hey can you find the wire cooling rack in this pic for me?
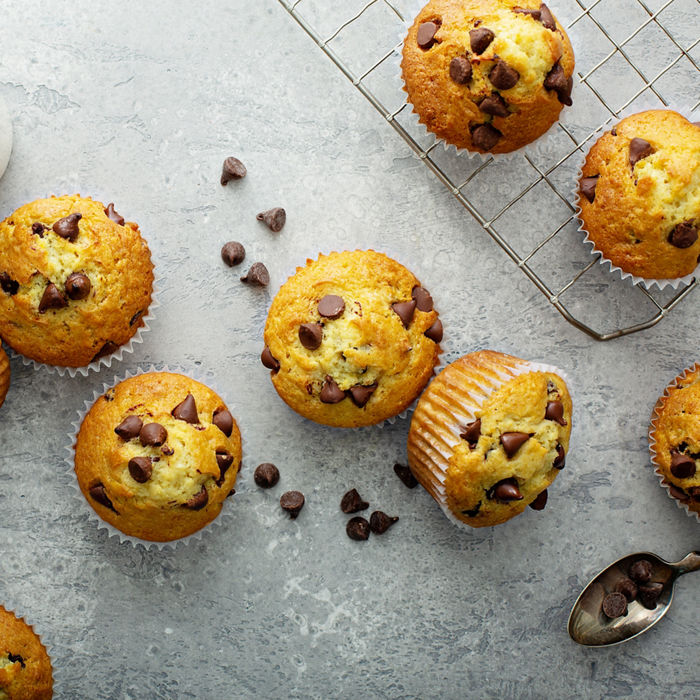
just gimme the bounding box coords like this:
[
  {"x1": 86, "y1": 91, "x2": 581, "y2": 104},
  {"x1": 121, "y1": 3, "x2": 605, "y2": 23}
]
[{"x1": 277, "y1": 0, "x2": 700, "y2": 340}]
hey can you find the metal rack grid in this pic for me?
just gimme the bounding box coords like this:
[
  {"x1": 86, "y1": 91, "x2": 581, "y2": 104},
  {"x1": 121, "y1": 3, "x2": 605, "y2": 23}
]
[{"x1": 277, "y1": 0, "x2": 700, "y2": 340}]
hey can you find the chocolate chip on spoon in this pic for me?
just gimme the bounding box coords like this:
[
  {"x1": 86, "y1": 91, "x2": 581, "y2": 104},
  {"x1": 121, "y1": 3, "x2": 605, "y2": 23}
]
[
  {"x1": 256, "y1": 207, "x2": 286, "y2": 232},
  {"x1": 469, "y1": 27, "x2": 494, "y2": 54},
  {"x1": 392, "y1": 300, "x2": 416, "y2": 329},
  {"x1": 424, "y1": 319, "x2": 443, "y2": 343},
  {"x1": 489, "y1": 59, "x2": 519, "y2": 90},
  {"x1": 38, "y1": 283, "x2": 68, "y2": 313},
  {"x1": 240, "y1": 262, "x2": 269, "y2": 286},
  {"x1": 417, "y1": 21, "x2": 439, "y2": 49},
  {"x1": 320, "y1": 376, "x2": 346, "y2": 404},
  {"x1": 346, "y1": 516, "x2": 370, "y2": 541},
  {"x1": 212, "y1": 407, "x2": 234, "y2": 437},
  {"x1": 128, "y1": 457, "x2": 153, "y2": 483},
  {"x1": 369, "y1": 511, "x2": 399, "y2": 534},
  {"x1": 318, "y1": 294, "x2": 345, "y2": 319},
  {"x1": 471, "y1": 123, "x2": 502, "y2": 151},
  {"x1": 602, "y1": 592, "x2": 628, "y2": 619},
  {"x1": 261, "y1": 346, "x2": 280, "y2": 373},
  {"x1": 280, "y1": 490, "x2": 305, "y2": 518},
  {"x1": 500, "y1": 432, "x2": 530, "y2": 458},
  {"x1": 221, "y1": 241, "x2": 246, "y2": 267},
  {"x1": 64, "y1": 272, "x2": 91, "y2": 300},
  {"x1": 629, "y1": 559, "x2": 653, "y2": 583},
  {"x1": 668, "y1": 221, "x2": 698, "y2": 249},
  {"x1": 139, "y1": 422, "x2": 168, "y2": 447},
  {"x1": 115, "y1": 415, "x2": 143, "y2": 441},
  {"x1": 479, "y1": 94, "x2": 509, "y2": 117},
  {"x1": 184, "y1": 486, "x2": 209, "y2": 510},
  {"x1": 254, "y1": 463, "x2": 280, "y2": 489},
  {"x1": 104, "y1": 203, "x2": 125, "y2": 225},
  {"x1": 394, "y1": 463, "x2": 418, "y2": 489},
  {"x1": 340, "y1": 488, "x2": 369, "y2": 514},
  {"x1": 52, "y1": 213, "x2": 82, "y2": 241},
  {"x1": 637, "y1": 582, "x2": 664, "y2": 609},
  {"x1": 580, "y1": 175, "x2": 599, "y2": 203},
  {"x1": 349, "y1": 383, "x2": 377, "y2": 408},
  {"x1": 629, "y1": 138, "x2": 654, "y2": 168},
  {"x1": 299, "y1": 323, "x2": 323, "y2": 350},
  {"x1": 615, "y1": 578, "x2": 638, "y2": 602},
  {"x1": 221, "y1": 157, "x2": 247, "y2": 185},
  {"x1": 449, "y1": 56, "x2": 472, "y2": 84},
  {"x1": 172, "y1": 393, "x2": 199, "y2": 424}
]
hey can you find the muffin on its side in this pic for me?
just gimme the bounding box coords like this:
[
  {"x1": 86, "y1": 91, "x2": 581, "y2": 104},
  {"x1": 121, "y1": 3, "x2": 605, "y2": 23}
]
[
  {"x1": 74, "y1": 372, "x2": 241, "y2": 542},
  {"x1": 408, "y1": 350, "x2": 572, "y2": 527},
  {"x1": 0, "y1": 345, "x2": 9, "y2": 410},
  {"x1": 401, "y1": 0, "x2": 575, "y2": 153},
  {"x1": 0, "y1": 195, "x2": 154, "y2": 367},
  {"x1": 0, "y1": 606, "x2": 53, "y2": 700},
  {"x1": 577, "y1": 111, "x2": 700, "y2": 281},
  {"x1": 262, "y1": 250, "x2": 442, "y2": 428}
]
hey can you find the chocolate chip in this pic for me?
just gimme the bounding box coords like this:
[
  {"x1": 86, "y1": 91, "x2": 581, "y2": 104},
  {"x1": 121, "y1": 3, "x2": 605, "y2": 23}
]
[
  {"x1": 545, "y1": 399, "x2": 567, "y2": 426},
  {"x1": 668, "y1": 221, "x2": 698, "y2": 249},
  {"x1": 139, "y1": 422, "x2": 168, "y2": 447},
  {"x1": 462, "y1": 501, "x2": 482, "y2": 518},
  {"x1": 469, "y1": 27, "x2": 494, "y2": 54},
  {"x1": 392, "y1": 300, "x2": 416, "y2": 329},
  {"x1": 161, "y1": 445, "x2": 174, "y2": 456},
  {"x1": 417, "y1": 21, "x2": 439, "y2": 49},
  {"x1": 299, "y1": 323, "x2": 323, "y2": 350},
  {"x1": 184, "y1": 486, "x2": 209, "y2": 510},
  {"x1": 544, "y1": 62, "x2": 573, "y2": 105},
  {"x1": 254, "y1": 462, "x2": 280, "y2": 488},
  {"x1": 212, "y1": 407, "x2": 234, "y2": 437},
  {"x1": 488, "y1": 477, "x2": 523, "y2": 502},
  {"x1": 514, "y1": 7, "x2": 541, "y2": 19},
  {"x1": 89, "y1": 483, "x2": 117, "y2": 512},
  {"x1": 31, "y1": 222, "x2": 46, "y2": 236},
  {"x1": 64, "y1": 272, "x2": 91, "y2": 300},
  {"x1": 449, "y1": 56, "x2": 472, "y2": 84},
  {"x1": 172, "y1": 393, "x2": 199, "y2": 424},
  {"x1": 471, "y1": 123, "x2": 502, "y2": 151},
  {"x1": 221, "y1": 241, "x2": 246, "y2": 267},
  {"x1": 128, "y1": 457, "x2": 153, "y2": 483},
  {"x1": 369, "y1": 511, "x2": 398, "y2": 534},
  {"x1": 394, "y1": 463, "x2": 418, "y2": 489},
  {"x1": 129, "y1": 310, "x2": 144, "y2": 327},
  {"x1": 602, "y1": 592, "x2": 628, "y2": 619},
  {"x1": 104, "y1": 203, "x2": 125, "y2": 225},
  {"x1": 261, "y1": 346, "x2": 280, "y2": 373},
  {"x1": 114, "y1": 415, "x2": 143, "y2": 440},
  {"x1": 580, "y1": 175, "x2": 599, "y2": 203},
  {"x1": 638, "y1": 582, "x2": 664, "y2": 609},
  {"x1": 479, "y1": 93, "x2": 509, "y2": 117},
  {"x1": 689, "y1": 486, "x2": 700, "y2": 502},
  {"x1": 240, "y1": 262, "x2": 269, "y2": 286},
  {"x1": 670, "y1": 450, "x2": 696, "y2": 478},
  {"x1": 629, "y1": 138, "x2": 654, "y2": 168},
  {"x1": 340, "y1": 488, "x2": 369, "y2": 514},
  {"x1": 318, "y1": 294, "x2": 345, "y2": 319},
  {"x1": 529, "y1": 489, "x2": 548, "y2": 510},
  {"x1": 280, "y1": 490, "x2": 305, "y2": 518},
  {"x1": 611, "y1": 127, "x2": 617, "y2": 136},
  {"x1": 346, "y1": 516, "x2": 370, "y2": 541},
  {"x1": 52, "y1": 213, "x2": 82, "y2": 242},
  {"x1": 553, "y1": 444, "x2": 566, "y2": 469},
  {"x1": 91, "y1": 341, "x2": 118, "y2": 362},
  {"x1": 668, "y1": 483, "x2": 690, "y2": 502},
  {"x1": 216, "y1": 450, "x2": 234, "y2": 484},
  {"x1": 460, "y1": 418, "x2": 481, "y2": 448},
  {"x1": 615, "y1": 578, "x2": 638, "y2": 602},
  {"x1": 320, "y1": 376, "x2": 346, "y2": 404},
  {"x1": 38, "y1": 282, "x2": 68, "y2": 313},
  {"x1": 539, "y1": 4, "x2": 556, "y2": 30},
  {"x1": 412, "y1": 286, "x2": 433, "y2": 312},
  {"x1": 221, "y1": 156, "x2": 247, "y2": 185},
  {"x1": 349, "y1": 383, "x2": 377, "y2": 408},
  {"x1": 7, "y1": 654, "x2": 24, "y2": 667},
  {"x1": 424, "y1": 319, "x2": 443, "y2": 343},
  {"x1": 489, "y1": 60, "x2": 519, "y2": 90},
  {"x1": 500, "y1": 432, "x2": 530, "y2": 458},
  {"x1": 256, "y1": 207, "x2": 286, "y2": 232},
  {"x1": 629, "y1": 559, "x2": 653, "y2": 583},
  {"x1": 0, "y1": 272, "x2": 18, "y2": 296}
]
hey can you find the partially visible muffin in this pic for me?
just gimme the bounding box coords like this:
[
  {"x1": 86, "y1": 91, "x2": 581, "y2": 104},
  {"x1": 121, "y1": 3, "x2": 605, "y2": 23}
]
[
  {"x1": 408, "y1": 350, "x2": 572, "y2": 527},
  {"x1": 578, "y1": 110, "x2": 700, "y2": 280},
  {"x1": 0, "y1": 195, "x2": 154, "y2": 367},
  {"x1": 262, "y1": 250, "x2": 442, "y2": 428},
  {"x1": 401, "y1": 0, "x2": 575, "y2": 153},
  {"x1": 0, "y1": 345, "x2": 8, "y2": 410},
  {"x1": 74, "y1": 372, "x2": 241, "y2": 542},
  {"x1": 0, "y1": 606, "x2": 53, "y2": 700}
]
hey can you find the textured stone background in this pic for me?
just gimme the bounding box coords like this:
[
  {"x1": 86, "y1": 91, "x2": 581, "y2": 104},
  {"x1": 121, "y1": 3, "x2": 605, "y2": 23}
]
[{"x1": 0, "y1": 1, "x2": 698, "y2": 698}]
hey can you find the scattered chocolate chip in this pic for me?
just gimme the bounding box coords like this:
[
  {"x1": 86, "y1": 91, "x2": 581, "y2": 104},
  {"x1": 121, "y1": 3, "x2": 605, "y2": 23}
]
[
  {"x1": 500, "y1": 432, "x2": 530, "y2": 458},
  {"x1": 52, "y1": 213, "x2": 82, "y2": 242},
  {"x1": 349, "y1": 382, "x2": 377, "y2": 408},
  {"x1": 184, "y1": 486, "x2": 209, "y2": 510},
  {"x1": 104, "y1": 203, "x2": 125, "y2": 225},
  {"x1": 392, "y1": 300, "x2": 417, "y2": 329},
  {"x1": 539, "y1": 4, "x2": 556, "y2": 30},
  {"x1": 449, "y1": 56, "x2": 472, "y2": 84},
  {"x1": 299, "y1": 322, "x2": 323, "y2": 350},
  {"x1": 668, "y1": 221, "x2": 698, "y2": 249},
  {"x1": 629, "y1": 559, "x2": 653, "y2": 584},
  {"x1": 489, "y1": 59, "x2": 519, "y2": 90},
  {"x1": 161, "y1": 445, "x2": 174, "y2": 456},
  {"x1": 320, "y1": 376, "x2": 346, "y2": 404},
  {"x1": 553, "y1": 443, "x2": 566, "y2": 469},
  {"x1": 580, "y1": 175, "x2": 599, "y2": 203},
  {"x1": 670, "y1": 450, "x2": 696, "y2": 478},
  {"x1": 412, "y1": 286, "x2": 433, "y2": 312},
  {"x1": 261, "y1": 346, "x2": 280, "y2": 373},
  {"x1": 89, "y1": 483, "x2": 117, "y2": 513},
  {"x1": 629, "y1": 138, "x2": 654, "y2": 168},
  {"x1": 462, "y1": 501, "x2": 482, "y2": 517},
  {"x1": 615, "y1": 578, "x2": 638, "y2": 602},
  {"x1": 318, "y1": 294, "x2": 345, "y2": 319},
  {"x1": 424, "y1": 319, "x2": 443, "y2": 343},
  {"x1": 128, "y1": 456, "x2": 153, "y2": 483},
  {"x1": 638, "y1": 582, "x2": 664, "y2": 609},
  {"x1": 172, "y1": 393, "x2": 199, "y2": 424},
  {"x1": 64, "y1": 272, "x2": 91, "y2": 300},
  {"x1": 0, "y1": 272, "x2": 19, "y2": 296},
  {"x1": 139, "y1": 422, "x2": 168, "y2": 447},
  {"x1": 369, "y1": 511, "x2": 398, "y2": 534},
  {"x1": 488, "y1": 477, "x2": 523, "y2": 502},
  {"x1": 545, "y1": 399, "x2": 567, "y2": 426},
  {"x1": 256, "y1": 207, "x2": 286, "y2": 232},
  {"x1": 471, "y1": 123, "x2": 502, "y2": 151},
  {"x1": 240, "y1": 262, "x2": 269, "y2": 286},
  {"x1": 544, "y1": 62, "x2": 573, "y2": 105},
  {"x1": 340, "y1": 488, "x2": 369, "y2": 514},
  {"x1": 114, "y1": 415, "x2": 143, "y2": 441},
  {"x1": 460, "y1": 418, "x2": 481, "y2": 448},
  {"x1": 479, "y1": 93, "x2": 509, "y2": 117},
  {"x1": 7, "y1": 654, "x2": 24, "y2": 667},
  {"x1": 602, "y1": 592, "x2": 628, "y2": 619},
  {"x1": 668, "y1": 483, "x2": 690, "y2": 502},
  {"x1": 469, "y1": 27, "x2": 494, "y2": 54},
  {"x1": 129, "y1": 310, "x2": 144, "y2": 326},
  {"x1": 254, "y1": 462, "x2": 280, "y2": 488},
  {"x1": 91, "y1": 341, "x2": 118, "y2": 362},
  {"x1": 417, "y1": 21, "x2": 439, "y2": 49},
  {"x1": 346, "y1": 516, "x2": 370, "y2": 541},
  {"x1": 280, "y1": 490, "x2": 305, "y2": 518},
  {"x1": 394, "y1": 463, "x2": 418, "y2": 489},
  {"x1": 221, "y1": 241, "x2": 246, "y2": 267},
  {"x1": 216, "y1": 450, "x2": 234, "y2": 484},
  {"x1": 221, "y1": 156, "x2": 247, "y2": 185},
  {"x1": 31, "y1": 222, "x2": 46, "y2": 236},
  {"x1": 514, "y1": 7, "x2": 541, "y2": 19},
  {"x1": 529, "y1": 489, "x2": 548, "y2": 510},
  {"x1": 611, "y1": 127, "x2": 617, "y2": 136},
  {"x1": 212, "y1": 407, "x2": 234, "y2": 437},
  {"x1": 38, "y1": 282, "x2": 68, "y2": 313}
]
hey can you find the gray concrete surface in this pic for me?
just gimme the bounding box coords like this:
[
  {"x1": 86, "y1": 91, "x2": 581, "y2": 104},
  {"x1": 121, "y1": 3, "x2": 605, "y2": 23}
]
[{"x1": 0, "y1": 1, "x2": 698, "y2": 698}]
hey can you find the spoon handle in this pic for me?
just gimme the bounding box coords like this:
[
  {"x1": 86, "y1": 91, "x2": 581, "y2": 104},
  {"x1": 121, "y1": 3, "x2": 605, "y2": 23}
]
[{"x1": 673, "y1": 551, "x2": 700, "y2": 575}]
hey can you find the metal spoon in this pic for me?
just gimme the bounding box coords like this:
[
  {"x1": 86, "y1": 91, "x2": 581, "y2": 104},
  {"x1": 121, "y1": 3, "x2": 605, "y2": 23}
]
[{"x1": 568, "y1": 551, "x2": 700, "y2": 647}]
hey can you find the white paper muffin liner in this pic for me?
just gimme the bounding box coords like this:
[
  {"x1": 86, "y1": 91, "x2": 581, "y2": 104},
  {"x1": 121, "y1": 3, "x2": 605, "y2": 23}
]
[
  {"x1": 396, "y1": 0, "x2": 581, "y2": 163},
  {"x1": 407, "y1": 350, "x2": 571, "y2": 531},
  {"x1": 65, "y1": 364, "x2": 244, "y2": 550},
  {"x1": 572, "y1": 102, "x2": 700, "y2": 290},
  {"x1": 648, "y1": 363, "x2": 700, "y2": 523},
  {"x1": 0, "y1": 95, "x2": 12, "y2": 180}
]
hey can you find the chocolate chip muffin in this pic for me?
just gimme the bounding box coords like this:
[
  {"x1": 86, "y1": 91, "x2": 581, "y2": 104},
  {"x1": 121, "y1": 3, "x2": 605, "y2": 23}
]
[
  {"x1": 407, "y1": 350, "x2": 572, "y2": 527},
  {"x1": 0, "y1": 346, "x2": 9, "y2": 410},
  {"x1": 401, "y1": 0, "x2": 575, "y2": 153},
  {"x1": 74, "y1": 372, "x2": 241, "y2": 542},
  {"x1": 650, "y1": 364, "x2": 700, "y2": 518},
  {"x1": 262, "y1": 250, "x2": 442, "y2": 428},
  {"x1": 0, "y1": 195, "x2": 154, "y2": 368},
  {"x1": 578, "y1": 111, "x2": 700, "y2": 281},
  {"x1": 0, "y1": 606, "x2": 53, "y2": 700}
]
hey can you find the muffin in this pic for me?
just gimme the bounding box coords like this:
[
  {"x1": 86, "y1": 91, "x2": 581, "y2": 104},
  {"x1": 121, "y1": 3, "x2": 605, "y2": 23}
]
[
  {"x1": 262, "y1": 250, "x2": 442, "y2": 428},
  {"x1": 0, "y1": 606, "x2": 53, "y2": 700},
  {"x1": 0, "y1": 345, "x2": 9, "y2": 410},
  {"x1": 0, "y1": 195, "x2": 154, "y2": 368},
  {"x1": 649, "y1": 364, "x2": 700, "y2": 518},
  {"x1": 74, "y1": 372, "x2": 241, "y2": 542},
  {"x1": 401, "y1": 0, "x2": 575, "y2": 153},
  {"x1": 407, "y1": 350, "x2": 572, "y2": 527},
  {"x1": 577, "y1": 110, "x2": 700, "y2": 281}
]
